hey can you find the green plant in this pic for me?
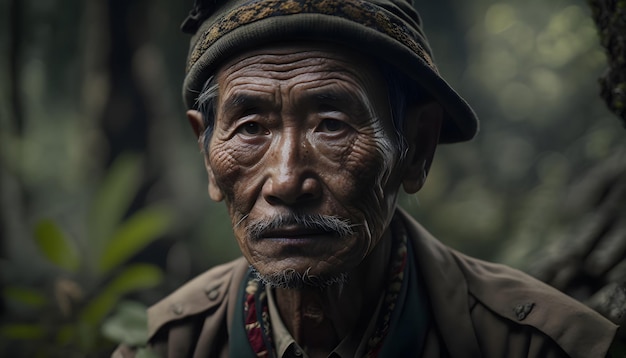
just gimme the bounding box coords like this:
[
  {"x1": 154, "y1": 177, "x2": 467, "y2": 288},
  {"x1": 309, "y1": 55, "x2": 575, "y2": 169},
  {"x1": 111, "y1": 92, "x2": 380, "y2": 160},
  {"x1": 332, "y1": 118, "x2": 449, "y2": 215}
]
[{"x1": 1, "y1": 154, "x2": 173, "y2": 357}]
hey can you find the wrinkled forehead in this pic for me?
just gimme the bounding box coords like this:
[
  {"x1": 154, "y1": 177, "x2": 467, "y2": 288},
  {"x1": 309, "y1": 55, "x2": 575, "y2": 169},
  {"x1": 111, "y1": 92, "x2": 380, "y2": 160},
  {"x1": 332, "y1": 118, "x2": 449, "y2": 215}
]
[{"x1": 214, "y1": 42, "x2": 391, "y2": 114}]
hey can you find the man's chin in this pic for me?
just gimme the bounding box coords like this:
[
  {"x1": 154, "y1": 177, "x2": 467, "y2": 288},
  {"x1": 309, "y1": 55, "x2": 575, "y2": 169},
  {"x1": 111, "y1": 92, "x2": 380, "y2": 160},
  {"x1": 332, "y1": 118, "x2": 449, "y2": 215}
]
[{"x1": 250, "y1": 266, "x2": 349, "y2": 289}]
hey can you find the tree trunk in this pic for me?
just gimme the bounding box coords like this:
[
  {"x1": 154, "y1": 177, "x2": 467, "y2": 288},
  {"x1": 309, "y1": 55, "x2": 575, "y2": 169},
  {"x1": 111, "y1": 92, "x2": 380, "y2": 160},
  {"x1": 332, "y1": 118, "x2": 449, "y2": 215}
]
[
  {"x1": 529, "y1": 0, "x2": 626, "y2": 349},
  {"x1": 588, "y1": 0, "x2": 626, "y2": 127}
]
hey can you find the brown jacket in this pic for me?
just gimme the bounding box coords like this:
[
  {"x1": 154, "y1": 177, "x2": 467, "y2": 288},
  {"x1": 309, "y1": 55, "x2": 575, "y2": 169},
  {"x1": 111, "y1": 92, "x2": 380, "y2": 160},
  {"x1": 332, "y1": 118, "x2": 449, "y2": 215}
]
[{"x1": 114, "y1": 210, "x2": 618, "y2": 357}]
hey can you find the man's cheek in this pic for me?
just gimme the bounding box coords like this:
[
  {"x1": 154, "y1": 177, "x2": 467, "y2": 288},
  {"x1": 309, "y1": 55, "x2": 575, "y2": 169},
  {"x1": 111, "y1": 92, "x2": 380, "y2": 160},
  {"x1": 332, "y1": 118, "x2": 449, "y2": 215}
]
[
  {"x1": 342, "y1": 144, "x2": 394, "y2": 234},
  {"x1": 209, "y1": 143, "x2": 244, "y2": 190},
  {"x1": 342, "y1": 155, "x2": 388, "y2": 206},
  {"x1": 345, "y1": 136, "x2": 388, "y2": 174}
]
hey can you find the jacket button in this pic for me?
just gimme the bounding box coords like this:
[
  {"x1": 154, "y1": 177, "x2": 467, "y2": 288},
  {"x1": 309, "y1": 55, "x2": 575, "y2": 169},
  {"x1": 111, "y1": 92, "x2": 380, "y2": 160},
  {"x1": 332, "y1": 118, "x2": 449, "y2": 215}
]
[
  {"x1": 172, "y1": 303, "x2": 184, "y2": 315},
  {"x1": 514, "y1": 302, "x2": 535, "y2": 321},
  {"x1": 206, "y1": 288, "x2": 220, "y2": 301},
  {"x1": 204, "y1": 283, "x2": 222, "y2": 301}
]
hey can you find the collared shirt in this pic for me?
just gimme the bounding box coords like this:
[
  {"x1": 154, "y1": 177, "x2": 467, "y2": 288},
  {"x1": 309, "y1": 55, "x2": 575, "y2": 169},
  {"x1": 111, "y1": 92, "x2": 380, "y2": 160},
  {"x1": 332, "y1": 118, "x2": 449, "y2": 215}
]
[{"x1": 266, "y1": 285, "x2": 385, "y2": 358}]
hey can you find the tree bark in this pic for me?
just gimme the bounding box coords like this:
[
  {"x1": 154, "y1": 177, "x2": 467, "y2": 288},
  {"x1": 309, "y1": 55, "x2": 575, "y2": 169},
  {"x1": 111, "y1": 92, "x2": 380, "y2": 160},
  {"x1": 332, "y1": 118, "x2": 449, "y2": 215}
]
[
  {"x1": 528, "y1": 151, "x2": 626, "y2": 348},
  {"x1": 2, "y1": 0, "x2": 25, "y2": 318},
  {"x1": 528, "y1": 2, "x2": 626, "y2": 349},
  {"x1": 588, "y1": 0, "x2": 626, "y2": 127}
]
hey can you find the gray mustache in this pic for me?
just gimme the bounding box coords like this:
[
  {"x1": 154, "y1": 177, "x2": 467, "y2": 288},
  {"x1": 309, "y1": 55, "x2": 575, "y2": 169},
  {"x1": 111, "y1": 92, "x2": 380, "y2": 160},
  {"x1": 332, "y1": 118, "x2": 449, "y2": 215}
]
[{"x1": 246, "y1": 213, "x2": 356, "y2": 240}]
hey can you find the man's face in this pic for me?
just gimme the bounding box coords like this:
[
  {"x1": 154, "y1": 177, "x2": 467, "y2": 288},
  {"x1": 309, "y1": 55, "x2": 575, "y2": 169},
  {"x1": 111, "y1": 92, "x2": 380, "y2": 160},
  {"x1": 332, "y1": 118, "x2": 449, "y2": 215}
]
[{"x1": 205, "y1": 44, "x2": 409, "y2": 285}]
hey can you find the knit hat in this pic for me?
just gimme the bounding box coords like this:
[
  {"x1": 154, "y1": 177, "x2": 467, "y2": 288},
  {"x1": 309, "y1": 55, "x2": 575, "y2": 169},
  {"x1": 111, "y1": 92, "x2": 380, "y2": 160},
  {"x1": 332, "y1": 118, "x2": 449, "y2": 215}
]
[{"x1": 181, "y1": 0, "x2": 478, "y2": 143}]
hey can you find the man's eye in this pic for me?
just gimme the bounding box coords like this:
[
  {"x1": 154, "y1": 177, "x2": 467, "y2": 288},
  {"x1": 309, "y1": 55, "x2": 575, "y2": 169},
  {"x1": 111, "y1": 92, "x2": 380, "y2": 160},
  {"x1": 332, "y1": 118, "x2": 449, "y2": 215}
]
[
  {"x1": 318, "y1": 119, "x2": 346, "y2": 132},
  {"x1": 237, "y1": 122, "x2": 267, "y2": 136}
]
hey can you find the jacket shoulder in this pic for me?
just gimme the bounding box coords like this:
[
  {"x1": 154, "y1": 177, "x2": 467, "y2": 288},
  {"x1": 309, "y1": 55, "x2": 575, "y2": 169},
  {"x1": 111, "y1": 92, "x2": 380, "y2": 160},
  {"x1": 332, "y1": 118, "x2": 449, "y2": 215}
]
[
  {"x1": 396, "y1": 208, "x2": 617, "y2": 358},
  {"x1": 453, "y1": 247, "x2": 618, "y2": 357},
  {"x1": 147, "y1": 256, "x2": 249, "y2": 339}
]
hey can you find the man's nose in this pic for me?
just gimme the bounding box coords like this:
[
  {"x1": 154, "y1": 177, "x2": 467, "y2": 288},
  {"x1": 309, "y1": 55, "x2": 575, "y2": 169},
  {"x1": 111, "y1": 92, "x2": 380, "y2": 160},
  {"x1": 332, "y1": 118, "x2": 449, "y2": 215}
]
[{"x1": 262, "y1": 137, "x2": 322, "y2": 206}]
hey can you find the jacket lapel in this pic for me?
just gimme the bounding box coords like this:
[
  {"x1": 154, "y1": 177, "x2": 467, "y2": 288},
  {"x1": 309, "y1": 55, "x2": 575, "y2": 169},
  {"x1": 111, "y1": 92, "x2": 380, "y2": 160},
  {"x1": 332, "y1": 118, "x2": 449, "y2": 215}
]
[{"x1": 398, "y1": 208, "x2": 482, "y2": 357}]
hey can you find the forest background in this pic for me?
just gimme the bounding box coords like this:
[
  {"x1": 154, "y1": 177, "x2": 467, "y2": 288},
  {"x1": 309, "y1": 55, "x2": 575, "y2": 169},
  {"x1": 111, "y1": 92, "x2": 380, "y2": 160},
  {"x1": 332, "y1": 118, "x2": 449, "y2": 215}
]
[{"x1": 1, "y1": 0, "x2": 624, "y2": 356}]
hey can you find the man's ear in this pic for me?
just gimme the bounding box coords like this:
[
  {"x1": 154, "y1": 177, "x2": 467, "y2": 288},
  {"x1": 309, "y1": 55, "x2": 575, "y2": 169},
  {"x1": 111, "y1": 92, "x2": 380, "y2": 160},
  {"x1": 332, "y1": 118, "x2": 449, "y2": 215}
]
[
  {"x1": 187, "y1": 109, "x2": 225, "y2": 202},
  {"x1": 206, "y1": 159, "x2": 225, "y2": 202},
  {"x1": 187, "y1": 110, "x2": 205, "y2": 150},
  {"x1": 402, "y1": 101, "x2": 443, "y2": 194}
]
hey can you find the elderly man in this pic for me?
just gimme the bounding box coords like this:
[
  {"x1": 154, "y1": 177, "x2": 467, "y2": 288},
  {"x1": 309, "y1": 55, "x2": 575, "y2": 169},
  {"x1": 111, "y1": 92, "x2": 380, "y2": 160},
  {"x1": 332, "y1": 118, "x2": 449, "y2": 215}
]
[{"x1": 115, "y1": 0, "x2": 618, "y2": 357}]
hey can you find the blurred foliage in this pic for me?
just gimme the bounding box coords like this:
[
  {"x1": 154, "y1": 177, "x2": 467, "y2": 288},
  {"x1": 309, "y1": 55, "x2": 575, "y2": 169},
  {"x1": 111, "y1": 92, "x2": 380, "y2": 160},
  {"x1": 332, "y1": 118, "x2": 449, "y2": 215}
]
[
  {"x1": 102, "y1": 300, "x2": 150, "y2": 347},
  {"x1": 103, "y1": 300, "x2": 161, "y2": 357},
  {"x1": 1, "y1": 0, "x2": 624, "y2": 356},
  {"x1": 1, "y1": 155, "x2": 171, "y2": 356},
  {"x1": 405, "y1": 0, "x2": 624, "y2": 264}
]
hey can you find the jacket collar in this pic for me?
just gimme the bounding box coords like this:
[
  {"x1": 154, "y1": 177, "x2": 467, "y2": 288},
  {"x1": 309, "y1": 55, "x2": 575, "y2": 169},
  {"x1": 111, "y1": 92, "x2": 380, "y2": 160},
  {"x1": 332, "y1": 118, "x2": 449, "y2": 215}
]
[
  {"x1": 398, "y1": 208, "x2": 482, "y2": 357},
  {"x1": 147, "y1": 256, "x2": 249, "y2": 338}
]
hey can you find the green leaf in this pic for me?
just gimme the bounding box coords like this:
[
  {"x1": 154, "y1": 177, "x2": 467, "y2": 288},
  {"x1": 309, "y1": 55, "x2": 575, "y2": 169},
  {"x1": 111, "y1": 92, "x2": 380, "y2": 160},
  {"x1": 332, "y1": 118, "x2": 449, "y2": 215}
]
[
  {"x1": 3, "y1": 286, "x2": 47, "y2": 308},
  {"x1": 89, "y1": 154, "x2": 142, "y2": 253},
  {"x1": 98, "y1": 205, "x2": 173, "y2": 274},
  {"x1": 80, "y1": 264, "x2": 162, "y2": 326},
  {"x1": 135, "y1": 348, "x2": 162, "y2": 358},
  {"x1": 55, "y1": 324, "x2": 75, "y2": 345},
  {"x1": 101, "y1": 300, "x2": 149, "y2": 346},
  {"x1": 33, "y1": 219, "x2": 80, "y2": 271},
  {"x1": 0, "y1": 324, "x2": 45, "y2": 340},
  {"x1": 76, "y1": 321, "x2": 98, "y2": 352}
]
